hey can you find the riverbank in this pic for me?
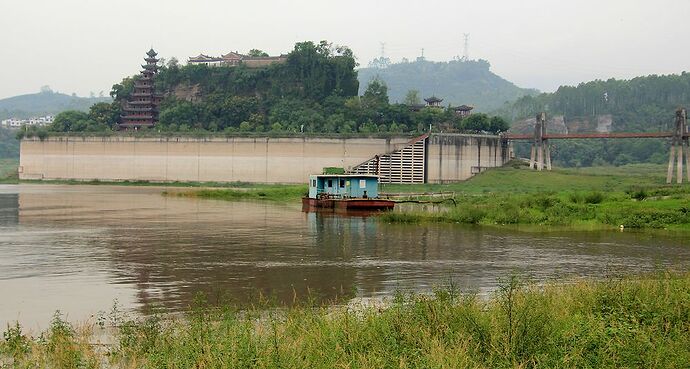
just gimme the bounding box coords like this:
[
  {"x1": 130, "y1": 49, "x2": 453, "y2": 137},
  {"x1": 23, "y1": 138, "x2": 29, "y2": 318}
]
[
  {"x1": 381, "y1": 164, "x2": 690, "y2": 230},
  {"x1": 2, "y1": 271, "x2": 689, "y2": 368},
  {"x1": 166, "y1": 185, "x2": 306, "y2": 202}
]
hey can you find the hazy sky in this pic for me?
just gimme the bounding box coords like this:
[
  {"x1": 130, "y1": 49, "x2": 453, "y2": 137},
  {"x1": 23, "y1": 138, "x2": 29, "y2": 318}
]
[{"x1": 1, "y1": 0, "x2": 689, "y2": 99}]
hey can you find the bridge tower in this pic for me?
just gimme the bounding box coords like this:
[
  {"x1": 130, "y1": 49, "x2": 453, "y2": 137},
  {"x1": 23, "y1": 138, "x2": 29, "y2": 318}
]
[
  {"x1": 529, "y1": 112, "x2": 551, "y2": 171},
  {"x1": 666, "y1": 108, "x2": 689, "y2": 184}
]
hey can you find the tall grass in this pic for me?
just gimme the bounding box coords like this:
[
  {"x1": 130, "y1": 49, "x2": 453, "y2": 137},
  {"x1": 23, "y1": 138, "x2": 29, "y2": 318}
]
[
  {"x1": 169, "y1": 185, "x2": 308, "y2": 202},
  {"x1": 2, "y1": 272, "x2": 690, "y2": 368},
  {"x1": 381, "y1": 166, "x2": 690, "y2": 230}
]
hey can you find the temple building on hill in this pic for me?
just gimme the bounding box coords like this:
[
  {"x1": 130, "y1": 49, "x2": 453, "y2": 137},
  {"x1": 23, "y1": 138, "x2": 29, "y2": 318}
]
[
  {"x1": 424, "y1": 96, "x2": 444, "y2": 108},
  {"x1": 187, "y1": 54, "x2": 223, "y2": 67},
  {"x1": 188, "y1": 51, "x2": 287, "y2": 68},
  {"x1": 120, "y1": 49, "x2": 163, "y2": 130},
  {"x1": 408, "y1": 96, "x2": 474, "y2": 117},
  {"x1": 452, "y1": 104, "x2": 474, "y2": 118}
]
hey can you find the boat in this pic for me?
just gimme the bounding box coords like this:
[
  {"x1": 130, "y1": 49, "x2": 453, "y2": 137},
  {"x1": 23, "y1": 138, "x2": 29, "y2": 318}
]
[{"x1": 302, "y1": 174, "x2": 395, "y2": 211}]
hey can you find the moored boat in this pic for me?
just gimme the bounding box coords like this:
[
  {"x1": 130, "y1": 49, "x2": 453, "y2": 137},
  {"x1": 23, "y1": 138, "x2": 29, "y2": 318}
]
[{"x1": 302, "y1": 174, "x2": 395, "y2": 211}]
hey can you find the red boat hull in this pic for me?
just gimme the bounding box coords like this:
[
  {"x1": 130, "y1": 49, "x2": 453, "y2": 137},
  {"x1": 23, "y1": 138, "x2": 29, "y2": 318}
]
[{"x1": 302, "y1": 197, "x2": 395, "y2": 211}]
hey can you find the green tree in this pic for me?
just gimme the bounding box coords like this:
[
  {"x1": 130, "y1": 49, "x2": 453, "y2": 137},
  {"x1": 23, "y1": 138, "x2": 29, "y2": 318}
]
[
  {"x1": 110, "y1": 77, "x2": 137, "y2": 101},
  {"x1": 362, "y1": 79, "x2": 389, "y2": 108},
  {"x1": 248, "y1": 49, "x2": 269, "y2": 57},
  {"x1": 88, "y1": 102, "x2": 120, "y2": 129},
  {"x1": 488, "y1": 116, "x2": 509, "y2": 134},
  {"x1": 50, "y1": 110, "x2": 91, "y2": 132},
  {"x1": 404, "y1": 90, "x2": 421, "y2": 105},
  {"x1": 461, "y1": 113, "x2": 491, "y2": 132}
]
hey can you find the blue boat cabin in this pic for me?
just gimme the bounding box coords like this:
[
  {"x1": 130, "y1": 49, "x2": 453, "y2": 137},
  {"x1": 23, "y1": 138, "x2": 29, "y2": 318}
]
[{"x1": 308, "y1": 175, "x2": 380, "y2": 199}]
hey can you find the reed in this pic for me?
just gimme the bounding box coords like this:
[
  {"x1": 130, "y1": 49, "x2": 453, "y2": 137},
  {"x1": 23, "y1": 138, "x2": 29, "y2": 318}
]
[{"x1": 3, "y1": 272, "x2": 690, "y2": 368}]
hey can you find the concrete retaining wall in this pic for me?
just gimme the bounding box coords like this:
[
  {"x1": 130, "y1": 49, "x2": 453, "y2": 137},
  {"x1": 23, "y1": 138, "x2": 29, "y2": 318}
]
[
  {"x1": 427, "y1": 134, "x2": 508, "y2": 183},
  {"x1": 19, "y1": 134, "x2": 508, "y2": 184},
  {"x1": 19, "y1": 136, "x2": 411, "y2": 183}
]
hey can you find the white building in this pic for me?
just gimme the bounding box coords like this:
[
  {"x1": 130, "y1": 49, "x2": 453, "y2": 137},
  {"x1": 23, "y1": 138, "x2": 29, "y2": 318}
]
[{"x1": 1, "y1": 115, "x2": 54, "y2": 129}]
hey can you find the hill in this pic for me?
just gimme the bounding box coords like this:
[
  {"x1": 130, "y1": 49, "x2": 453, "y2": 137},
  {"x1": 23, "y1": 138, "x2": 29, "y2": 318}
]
[
  {"x1": 357, "y1": 59, "x2": 538, "y2": 112},
  {"x1": 498, "y1": 73, "x2": 690, "y2": 167},
  {"x1": 0, "y1": 89, "x2": 111, "y2": 120},
  {"x1": 45, "y1": 41, "x2": 505, "y2": 136},
  {"x1": 497, "y1": 73, "x2": 690, "y2": 131}
]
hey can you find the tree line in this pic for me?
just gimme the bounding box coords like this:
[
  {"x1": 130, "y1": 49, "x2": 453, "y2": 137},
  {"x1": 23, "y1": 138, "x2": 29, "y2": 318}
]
[
  {"x1": 501, "y1": 73, "x2": 690, "y2": 166},
  {"x1": 34, "y1": 41, "x2": 508, "y2": 137}
]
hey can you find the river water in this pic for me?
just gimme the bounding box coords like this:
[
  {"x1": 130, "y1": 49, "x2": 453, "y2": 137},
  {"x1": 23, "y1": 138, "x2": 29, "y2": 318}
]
[{"x1": 1, "y1": 184, "x2": 689, "y2": 330}]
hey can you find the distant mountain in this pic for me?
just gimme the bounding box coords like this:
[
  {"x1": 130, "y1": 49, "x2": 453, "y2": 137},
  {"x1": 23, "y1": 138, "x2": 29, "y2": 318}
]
[
  {"x1": 0, "y1": 90, "x2": 111, "y2": 120},
  {"x1": 357, "y1": 59, "x2": 538, "y2": 112}
]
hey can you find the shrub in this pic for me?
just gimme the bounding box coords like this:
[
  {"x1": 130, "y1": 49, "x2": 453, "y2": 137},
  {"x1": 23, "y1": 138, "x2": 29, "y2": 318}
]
[
  {"x1": 584, "y1": 191, "x2": 605, "y2": 204},
  {"x1": 626, "y1": 187, "x2": 648, "y2": 201}
]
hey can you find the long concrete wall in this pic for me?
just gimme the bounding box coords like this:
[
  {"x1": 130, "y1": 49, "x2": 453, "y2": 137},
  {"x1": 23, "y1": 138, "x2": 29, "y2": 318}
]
[
  {"x1": 19, "y1": 134, "x2": 508, "y2": 184},
  {"x1": 426, "y1": 134, "x2": 509, "y2": 183},
  {"x1": 19, "y1": 136, "x2": 411, "y2": 183}
]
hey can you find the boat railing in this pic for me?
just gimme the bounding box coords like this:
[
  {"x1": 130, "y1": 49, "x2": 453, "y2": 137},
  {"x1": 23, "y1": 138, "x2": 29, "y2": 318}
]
[{"x1": 315, "y1": 190, "x2": 344, "y2": 200}]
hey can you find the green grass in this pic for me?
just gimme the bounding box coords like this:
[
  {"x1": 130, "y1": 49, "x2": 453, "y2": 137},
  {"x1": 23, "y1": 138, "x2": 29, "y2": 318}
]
[
  {"x1": 382, "y1": 164, "x2": 690, "y2": 230},
  {"x1": 0, "y1": 158, "x2": 18, "y2": 183},
  {"x1": 168, "y1": 185, "x2": 307, "y2": 202},
  {"x1": 3, "y1": 272, "x2": 690, "y2": 368},
  {"x1": 381, "y1": 163, "x2": 670, "y2": 195}
]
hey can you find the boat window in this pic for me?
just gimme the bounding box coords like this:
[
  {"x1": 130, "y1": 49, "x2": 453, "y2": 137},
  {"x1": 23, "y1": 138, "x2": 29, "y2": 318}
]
[
  {"x1": 339, "y1": 179, "x2": 345, "y2": 188},
  {"x1": 328, "y1": 179, "x2": 333, "y2": 188},
  {"x1": 359, "y1": 179, "x2": 366, "y2": 189}
]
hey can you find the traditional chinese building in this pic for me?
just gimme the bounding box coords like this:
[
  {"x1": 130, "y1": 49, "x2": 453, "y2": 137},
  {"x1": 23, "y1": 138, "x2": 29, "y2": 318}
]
[
  {"x1": 187, "y1": 53, "x2": 223, "y2": 67},
  {"x1": 424, "y1": 96, "x2": 444, "y2": 108},
  {"x1": 188, "y1": 50, "x2": 287, "y2": 68},
  {"x1": 120, "y1": 49, "x2": 163, "y2": 129},
  {"x1": 452, "y1": 104, "x2": 474, "y2": 118}
]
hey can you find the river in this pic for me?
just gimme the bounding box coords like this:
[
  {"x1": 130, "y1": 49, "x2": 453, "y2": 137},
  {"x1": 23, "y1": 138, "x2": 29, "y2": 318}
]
[{"x1": 1, "y1": 184, "x2": 688, "y2": 330}]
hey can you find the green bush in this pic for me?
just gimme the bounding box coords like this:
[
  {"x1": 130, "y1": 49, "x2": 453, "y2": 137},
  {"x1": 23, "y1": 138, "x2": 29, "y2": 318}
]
[{"x1": 583, "y1": 191, "x2": 605, "y2": 204}]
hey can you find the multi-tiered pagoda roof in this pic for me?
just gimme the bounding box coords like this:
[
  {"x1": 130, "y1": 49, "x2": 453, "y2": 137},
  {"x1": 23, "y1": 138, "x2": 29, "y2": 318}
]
[{"x1": 119, "y1": 48, "x2": 163, "y2": 130}]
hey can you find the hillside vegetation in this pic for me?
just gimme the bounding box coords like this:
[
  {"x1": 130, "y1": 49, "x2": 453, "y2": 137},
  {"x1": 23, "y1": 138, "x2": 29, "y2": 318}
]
[
  {"x1": 498, "y1": 73, "x2": 690, "y2": 166},
  {"x1": 0, "y1": 89, "x2": 110, "y2": 120},
  {"x1": 38, "y1": 42, "x2": 508, "y2": 136},
  {"x1": 0, "y1": 128, "x2": 19, "y2": 158},
  {"x1": 358, "y1": 59, "x2": 538, "y2": 111}
]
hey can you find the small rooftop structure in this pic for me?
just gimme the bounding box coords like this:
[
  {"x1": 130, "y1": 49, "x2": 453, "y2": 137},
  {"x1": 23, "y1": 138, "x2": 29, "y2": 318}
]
[
  {"x1": 452, "y1": 104, "x2": 474, "y2": 118},
  {"x1": 424, "y1": 96, "x2": 444, "y2": 107},
  {"x1": 308, "y1": 174, "x2": 380, "y2": 199},
  {"x1": 188, "y1": 54, "x2": 224, "y2": 66}
]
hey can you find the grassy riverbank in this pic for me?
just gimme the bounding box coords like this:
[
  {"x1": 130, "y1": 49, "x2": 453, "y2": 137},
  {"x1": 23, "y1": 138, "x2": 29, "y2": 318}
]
[
  {"x1": 2, "y1": 272, "x2": 690, "y2": 368},
  {"x1": 0, "y1": 158, "x2": 18, "y2": 184},
  {"x1": 382, "y1": 164, "x2": 690, "y2": 230},
  {"x1": 167, "y1": 184, "x2": 307, "y2": 202}
]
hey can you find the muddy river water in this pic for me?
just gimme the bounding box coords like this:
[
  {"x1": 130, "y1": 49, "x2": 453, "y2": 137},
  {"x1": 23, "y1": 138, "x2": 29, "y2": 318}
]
[{"x1": 1, "y1": 184, "x2": 689, "y2": 330}]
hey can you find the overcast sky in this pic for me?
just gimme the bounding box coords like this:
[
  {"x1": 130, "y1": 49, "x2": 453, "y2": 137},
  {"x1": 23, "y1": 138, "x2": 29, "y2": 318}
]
[{"x1": 1, "y1": 0, "x2": 689, "y2": 99}]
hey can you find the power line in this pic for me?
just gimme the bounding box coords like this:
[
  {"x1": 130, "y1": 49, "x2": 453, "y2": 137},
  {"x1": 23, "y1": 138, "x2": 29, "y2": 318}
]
[{"x1": 462, "y1": 33, "x2": 470, "y2": 61}]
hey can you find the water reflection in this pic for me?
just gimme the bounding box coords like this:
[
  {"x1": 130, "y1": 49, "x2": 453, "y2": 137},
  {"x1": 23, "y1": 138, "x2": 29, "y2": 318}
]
[
  {"x1": 1, "y1": 184, "x2": 689, "y2": 329},
  {"x1": 0, "y1": 193, "x2": 18, "y2": 226}
]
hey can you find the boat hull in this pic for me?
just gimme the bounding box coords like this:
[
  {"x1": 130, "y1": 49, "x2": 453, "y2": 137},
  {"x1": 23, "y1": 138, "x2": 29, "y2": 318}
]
[{"x1": 302, "y1": 197, "x2": 395, "y2": 211}]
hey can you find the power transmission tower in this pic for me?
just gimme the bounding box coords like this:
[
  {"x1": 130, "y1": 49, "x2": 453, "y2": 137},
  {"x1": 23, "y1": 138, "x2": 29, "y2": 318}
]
[{"x1": 462, "y1": 33, "x2": 470, "y2": 61}]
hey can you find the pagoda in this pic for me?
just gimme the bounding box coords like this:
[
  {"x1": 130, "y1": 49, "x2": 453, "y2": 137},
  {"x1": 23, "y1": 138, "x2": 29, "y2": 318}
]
[{"x1": 119, "y1": 48, "x2": 163, "y2": 129}]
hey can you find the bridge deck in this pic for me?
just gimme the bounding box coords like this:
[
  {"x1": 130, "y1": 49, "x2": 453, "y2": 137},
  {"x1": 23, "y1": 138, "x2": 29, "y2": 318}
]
[{"x1": 505, "y1": 132, "x2": 688, "y2": 140}]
